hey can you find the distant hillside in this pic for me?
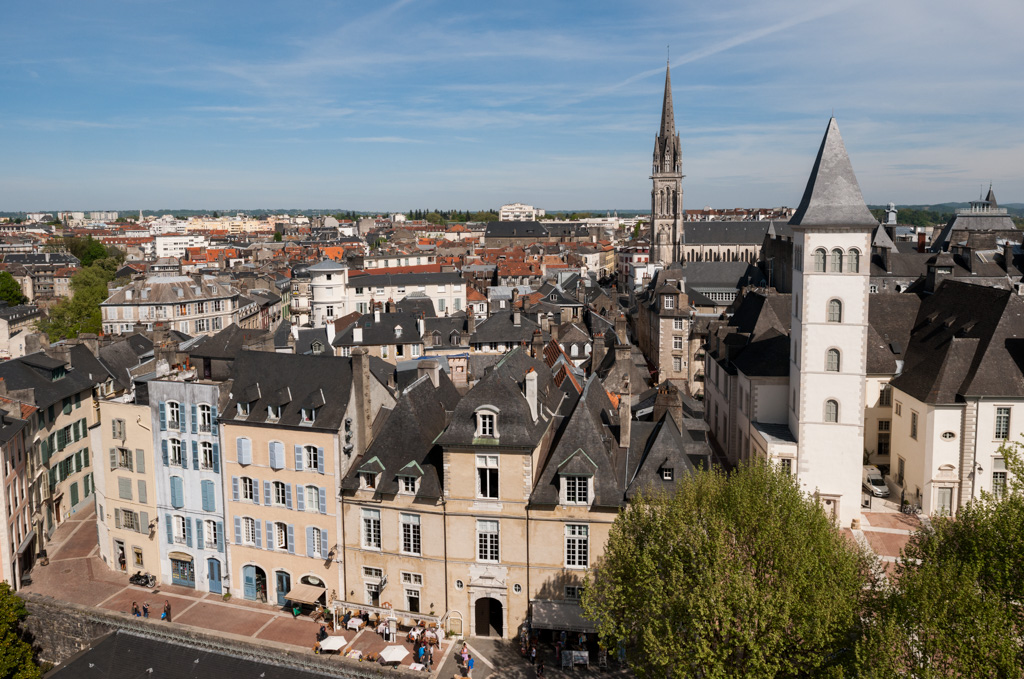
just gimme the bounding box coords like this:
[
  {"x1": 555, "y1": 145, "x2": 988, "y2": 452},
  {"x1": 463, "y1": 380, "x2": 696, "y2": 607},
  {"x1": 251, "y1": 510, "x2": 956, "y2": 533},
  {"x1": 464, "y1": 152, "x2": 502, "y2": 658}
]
[{"x1": 868, "y1": 203, "x2": 1024, "y2": 229}]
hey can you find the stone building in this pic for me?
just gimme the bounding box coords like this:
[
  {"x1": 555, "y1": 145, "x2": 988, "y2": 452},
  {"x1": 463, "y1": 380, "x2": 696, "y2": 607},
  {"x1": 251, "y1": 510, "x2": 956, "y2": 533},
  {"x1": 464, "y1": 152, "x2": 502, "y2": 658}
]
[
  {"x1": 101, "y1": 274, "x2": 240, "y2": 337},
  {"x1": 649, "y1": 62, "x2": 684, "y2": 265}
]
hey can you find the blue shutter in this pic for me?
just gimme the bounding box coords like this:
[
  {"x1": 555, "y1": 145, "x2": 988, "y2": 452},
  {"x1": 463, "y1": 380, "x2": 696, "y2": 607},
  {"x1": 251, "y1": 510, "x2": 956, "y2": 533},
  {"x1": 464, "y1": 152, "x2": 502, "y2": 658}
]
[
  {"x1": 211, "y1": 405, "x2": 219, "y2": 435},
  {"x1": 191, "y1": 404, "x2": 198, "y2": 434},
  {"x1": 285, "y1": 484, "x2": 292, "y2": 510},
  {"x1": 266, "y1": 521, "x2": 273, "y2": 550},
  {"x1": 296, "y1": 486, "x2": 305, "y2": 511},
  {"x1": 294, "y1": 445, "x2": 304, "y2": 471},
  {"x1": 321, "y1": 528, "x2": 328, "y2": 555},
  {"x1": 306, "y1": 527, "x2": 315, "y2": 557},
  {"x1": 317, "y1": 447, "x2": 325, "y2": 474},
  {"x1": 185, "y1": 517, "x2": 193, "y2": 548},
  {"x1": 319, "y1": 487, "x2": 327, "y2": 514},
  {"x1": 217, "y1": 521, "x2": 224, "y2": 552},
  {"x1": 192, "y1": 441, "x2": 199, "y2": 470},
  {"x1": 232, "y1": 476, "x2": 239, "y2": 501},
  {"x1": 161, "y1": 439, "x2": 168, "y2": 465},
  {"x1": 212, "y1": 443, "x2": 220, "y2": 474},
  {"x1": 254, "y1": 520, "x2": 262, "y2": 548},
  {"x1": 263, "y1": 481, "x2": 272, "y2": 506},
  {"x1": 170, "y1": 477, "x2": 183, "y2": 508},
  {"x1": 234, "y1": 516, "x2": 242, "y2": 544},
  {"x1": 287, "y1": 524, "x2": 295, "y2": 554},
  {"x1": 165, "y1": 513, "x2": 173, "y2": 544},
  {"x1": 159, "y1": 402, "x2": 166, "y2": 431},
  {"x1": 253, "y1": 479, "x2": 260, "y2": 504},
  {"x1": 202, "y1": 480, "x2": 214, "y2": 512}
]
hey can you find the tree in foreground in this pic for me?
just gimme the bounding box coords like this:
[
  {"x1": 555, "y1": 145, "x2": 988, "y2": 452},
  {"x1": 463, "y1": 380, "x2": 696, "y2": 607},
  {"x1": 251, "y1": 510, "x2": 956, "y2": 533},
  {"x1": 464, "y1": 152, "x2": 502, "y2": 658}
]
[
  {"x1": 854, "y1": 442, "x2": 1024, "y2": 677},
  {"x1": 0, "y1": 582, "x2": 41, "y2": 679},
  {"x1": 582, "y1": 462, "x2": 874, "y2": 679},
  {"x1": 0, "y1": 272, "x2": 27, "y2": 307}
]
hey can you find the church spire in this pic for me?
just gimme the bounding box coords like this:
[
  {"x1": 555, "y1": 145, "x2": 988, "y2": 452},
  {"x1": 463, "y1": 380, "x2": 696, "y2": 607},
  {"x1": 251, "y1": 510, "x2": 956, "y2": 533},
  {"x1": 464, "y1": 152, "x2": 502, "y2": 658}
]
[{"x1": 660, "y1": 60, "x2": 675, "y2": 140}]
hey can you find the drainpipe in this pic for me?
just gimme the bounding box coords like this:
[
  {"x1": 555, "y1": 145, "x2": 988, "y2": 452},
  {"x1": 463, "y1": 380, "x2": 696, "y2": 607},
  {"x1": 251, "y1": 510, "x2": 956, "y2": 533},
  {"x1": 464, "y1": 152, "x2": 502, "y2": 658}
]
[{"x1": 442, "y1": 494, "x2": 449, "y2": 633}]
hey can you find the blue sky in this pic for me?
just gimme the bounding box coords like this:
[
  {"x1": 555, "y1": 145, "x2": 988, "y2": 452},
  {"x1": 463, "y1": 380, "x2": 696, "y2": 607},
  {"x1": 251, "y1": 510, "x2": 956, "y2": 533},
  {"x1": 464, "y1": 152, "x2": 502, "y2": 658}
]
[{"x1": 2, "y1": 0, "x2": 1022, "y2": 212}]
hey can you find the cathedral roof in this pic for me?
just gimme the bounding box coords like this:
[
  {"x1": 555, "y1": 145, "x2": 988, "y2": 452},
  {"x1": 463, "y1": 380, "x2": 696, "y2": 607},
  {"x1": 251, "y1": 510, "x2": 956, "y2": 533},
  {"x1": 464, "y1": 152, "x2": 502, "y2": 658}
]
[
  {"x1": 660, "y1": 61, "x2": 676, "y2": 142},
  {"x1": 788, "y1": 118, "x2": 877, "y2": 229}
]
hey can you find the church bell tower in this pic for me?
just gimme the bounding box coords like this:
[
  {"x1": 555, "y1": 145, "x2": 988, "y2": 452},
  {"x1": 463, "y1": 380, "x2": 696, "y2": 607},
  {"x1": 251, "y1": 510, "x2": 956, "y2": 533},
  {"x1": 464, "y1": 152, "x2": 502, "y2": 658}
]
[{"x1": 650, "y1": 61, "x2": 684, "y2": 265}]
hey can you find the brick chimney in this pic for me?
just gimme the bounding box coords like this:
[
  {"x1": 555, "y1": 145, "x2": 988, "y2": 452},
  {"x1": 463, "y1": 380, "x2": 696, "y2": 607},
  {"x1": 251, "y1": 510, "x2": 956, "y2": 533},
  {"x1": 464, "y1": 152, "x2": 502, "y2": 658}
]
[
  {"x1": 351, "y1": 347, "x2": 373, "y2": 456},
  {"x1": 591, "y1": 332, "x2": 606, "y2": 373},
  {"x1": 417, "y1": 359, "x2": 440, "y2": 388},
  {"x1": 617, "y1": 376, "x2": 631, "y2": 448}
]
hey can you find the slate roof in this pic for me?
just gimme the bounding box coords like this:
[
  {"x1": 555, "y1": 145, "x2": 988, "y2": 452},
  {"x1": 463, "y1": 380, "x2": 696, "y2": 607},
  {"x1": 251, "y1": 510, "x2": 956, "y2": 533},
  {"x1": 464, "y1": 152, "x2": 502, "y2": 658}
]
[
  {"x1": 625, "y1": 415, "x2": 703, "y2": 499},
  {"x1": 333, "y1": 311, "x2": 423, "y2": 347},
  {"x1": 98, "y1": 335, "x2": 155, "y2": 392},
  {"x1": 682, "y1": 261, "x2": 766, "y2": 290},
  {"x1": 890, "y1": 281, "x2": 1024, "y2": 403},
  {"x1": 345, "y1": 272, "x2": 462, "y2": 289},
  {"x1": 682, "y1": 221, "x2": 771, "y2": 245},
  {"x1": 472, "y1": 311, "x2": 546, "y2": 345},
  {"x1": 866, "y1": 294, "x2": 921, "y2": 374},
  {"x1": 103, "y1": 274, "x2": 238, "y2": 305},
  {"x1": 788, "y1": 118, "x2": 878, "y2": 229},
  {"x1": 424, "y1": 313, "x2": 469, "y2": 349},
  {"x1": 0, "y1": 352, "x2": 97, "y2": 408},
  {"x1": 396, "y1": 294, "x2": 437, "y2": 318},
  {"x1": 188, "y1": 323, "x2": 272, "y2": 360}
]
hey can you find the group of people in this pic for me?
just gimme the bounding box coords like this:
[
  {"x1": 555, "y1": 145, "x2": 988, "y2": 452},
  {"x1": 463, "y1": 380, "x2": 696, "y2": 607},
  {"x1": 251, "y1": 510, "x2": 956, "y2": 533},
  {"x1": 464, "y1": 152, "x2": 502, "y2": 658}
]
[
  {"x1": 411, "y1": 633, "x2": 435, "y2": 667},
  {"x1": 458, "y1": 643, "x2": 476, "y2": 677},
  {"x1": 130, "y1": 600, "x2": 172, "y2": 622}
]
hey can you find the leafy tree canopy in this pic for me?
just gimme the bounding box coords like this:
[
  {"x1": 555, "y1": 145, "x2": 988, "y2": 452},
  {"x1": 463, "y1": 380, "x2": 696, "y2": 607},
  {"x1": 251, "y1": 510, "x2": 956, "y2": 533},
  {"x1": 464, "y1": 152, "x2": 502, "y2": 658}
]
[
  {"x1": 583, "y1": 462, "x2": 873, "y2": 679},
  {"x1": 0, "y1": 272, "x2": 27, "y2": 307},
  {"x1": 0, "y1": 583, "x2": 41, "y2": 679},
  {"x1": 37, "y1": 258, "x2": 123, "y2": 341}
]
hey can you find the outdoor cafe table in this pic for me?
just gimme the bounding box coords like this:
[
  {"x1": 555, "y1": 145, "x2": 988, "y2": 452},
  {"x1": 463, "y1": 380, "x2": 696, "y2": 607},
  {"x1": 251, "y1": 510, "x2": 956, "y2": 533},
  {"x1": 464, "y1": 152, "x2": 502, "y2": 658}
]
[
  {"x1": 347, "y1": 618, "x2": 363, "y2": 631},
  {"x1": 319, "y1": 636, "x2": 347, "y2": 654}
]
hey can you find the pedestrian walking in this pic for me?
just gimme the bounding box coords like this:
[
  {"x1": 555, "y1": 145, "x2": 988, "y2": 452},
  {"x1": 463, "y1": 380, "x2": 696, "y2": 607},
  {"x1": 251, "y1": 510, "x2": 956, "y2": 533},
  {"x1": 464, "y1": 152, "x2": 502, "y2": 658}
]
[
  {"x1": 427, "y1": 644, "x2": 434, "y2": 667},
  {"x1": 142, "y1": 602, "x2": 150, "y2": 618},
  {"x1": 530, "y1": 645, "x2": 537, "y2": 665},
  {"x1": 162, "y1": 600, "x2": 171, "y2": 622},
  {"x1": 131, "y1": 601, "x2": 140, "y2": 617},
  {"x1": 467, "y1": 655, "x2": 475, "y2": 678},
  {"x1": 537, "y1": 660, "x2": 545, "y2": 677},
  {"x1": 460, "y1": 643, "x2": 469, "y2": 666}
]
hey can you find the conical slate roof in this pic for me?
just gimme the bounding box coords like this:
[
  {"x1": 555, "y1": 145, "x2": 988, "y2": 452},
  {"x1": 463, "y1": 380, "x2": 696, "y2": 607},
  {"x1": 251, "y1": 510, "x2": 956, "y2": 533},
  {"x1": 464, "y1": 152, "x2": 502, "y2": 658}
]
[
  {"x1": 788, "y1": 118, "x2": 877, "y2": 228},
  {"x1": 660, "y1": 61, "x2": 676, "y2": 141},
  {"x1": 653, "y1": 61, "x2": 682, "y2": 172},
  {"x1": 985, "y1": 185, "x2": 998, "y2": 209}
]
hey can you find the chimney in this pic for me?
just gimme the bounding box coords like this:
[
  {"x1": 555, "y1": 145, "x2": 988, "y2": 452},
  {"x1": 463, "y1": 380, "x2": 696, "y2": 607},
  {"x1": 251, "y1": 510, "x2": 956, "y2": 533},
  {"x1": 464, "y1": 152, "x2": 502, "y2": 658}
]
[
  {"x1": 326, "y1": 320, "x2": 336, "y2": 346},
  {"x1": 0, "y1": 378, "x2": 6, "y2": 398},
  {"x1": 290, "y1": 323, "x2": 299, "y2": 341},
  {"x1": 560, "y1": 306, "x2": 571, "y2": 325},
  {"x1": 531, "y1": 329, "x2": 544, "y2": 358},
  {"x1": 653, "y1": 383, "x2": 672, "y2": 422},
  {"x1": 591, "y1": 332, "x2": 606, "y2": 372},
  {"x1": 467, "y1": 311, "x2": 476, "y2": 336},
  {"x1": 551, "y1": 322, "x2": 560, "y2": 343},
  {"x1": 351, "y1": 347, "x2": 373, "y2": 455},
  {"x1": 353, "y1": 326, "x2": 363, "y2": 343},
  {"x1": 917, "y1": 232, "x2": 926, "y2": 253},
  {"x1": 374, "y1": 306, "x2": 381, "y2": 323},
  {"x1": 540, "y1": 313, "x2": 550, "y2": 334},
  {"x1": 513, "y1": 309, "x2": 521, "y2": 327},
  {"x1": 615, "y1": 312, "x2": 628, "y2": 344},
  {"x1": 79, "y1": 333, "x2": 100, "y2": 357},
  {"x1": 524, "y1": 368, "x2": 538, "y2": 422},
  {"x1": 417, "y1": 359, "x2": 440, "y2": 388},
  {"x1": 618, "y1": 377, "x2": 631, "y2": 448},
  {"x1": 416, "y1": 316, "x2": 425, "y2": 337}
]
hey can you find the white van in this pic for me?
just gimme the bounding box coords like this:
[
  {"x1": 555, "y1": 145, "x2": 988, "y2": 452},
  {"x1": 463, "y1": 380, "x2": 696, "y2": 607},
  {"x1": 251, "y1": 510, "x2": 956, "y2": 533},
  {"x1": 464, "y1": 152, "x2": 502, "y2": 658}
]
[{"x1": 862, "y1": 465, "x2": 890, "y2": 497}]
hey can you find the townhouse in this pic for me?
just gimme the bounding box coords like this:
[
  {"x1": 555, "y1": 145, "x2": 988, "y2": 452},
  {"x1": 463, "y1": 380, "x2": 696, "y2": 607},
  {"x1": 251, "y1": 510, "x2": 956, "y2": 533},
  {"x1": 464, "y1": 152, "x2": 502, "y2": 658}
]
[{"x1": 0, "y1": 397, "x2": 34, "y2": 588}]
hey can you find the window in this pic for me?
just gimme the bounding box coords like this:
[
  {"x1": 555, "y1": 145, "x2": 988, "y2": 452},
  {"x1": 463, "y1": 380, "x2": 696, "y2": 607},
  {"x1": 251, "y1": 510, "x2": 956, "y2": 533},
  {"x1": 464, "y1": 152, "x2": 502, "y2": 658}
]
[
  {"x1": 401, "y1": 572, "x2": 423, "y2": 586},
  {"x1": 111, "y1": 418, "x2": 126, "y2": 440},
  {"x1": 174, "y1": 515, "x2": 187, "y2": 544},
  {"x1": 400, "y1": 476, "x2": 417, "y2": 494},
  {"x1": 673, "y1": 336, "x2": 683, "y2": 350},
  {"x1": 826, "y1": 348, "x2": 840, "y2": 372},
  {"x1": 305, "y1": 485, "x2": 320, "y2": 512},
  {"x1": 563, "y1": 475, "x2": 589, "y2": 504},
  {"x1": 363, "y1": 566, "x2": 383, "y2": 580},
  {"x1": 362, "y1": 509, "x2": 381, "y2": 549},
  {"x1": 198, "y1": 404, "x2": 212, "y2": 433},
  {"x1": 477, "y1": 520, "x2": 499, "y2": 562},
  {"x1": 825, "y1": 399, "x2": 839, "y2": 423},
  {"x1": 847, "y1": 249, "x2": 860, "y2": 273},
  {"x1": 827, "y1": 299, "x2": 843, "y2": 323},
  {"x1": 992, "y1": 458, "x2": 1007, "y2": 498},
  {"x1": 814, "y1": 248, "x2": 826, "y2": 272},
  {"x1": 877, "y1": 431, "x2": 891, "y2": 457},
  {"x1": 310, "y1": 528, "x2": 323, "y2": 558},
  {"x1": 565, "y1": 524, "x2": 589, "y2": 568},
  {"x1": 275, "y1": 522, "x2": 289, "y2": 550},
  {"x1": 359, "y1": 472, "x2": 377, "y2": 489},
  {"x1": 478, "y1": 412, "x2": 496, "y2": 438},
  {"x1": 661, "y1": 468, "x2": 674, "y2": 481},
  {"x1": 305, "y1": 445, "x2": 319, "y2": 470},
  {"x1": 910, "y1": 411, "x2": 919, "y2": 439},
  {"x1": 662, "y1": 295, "x2": 674, "y2": 310},
  {"x1": 169, "y1": 439, "x2": 182, "y2": 466},
  {"x1": 201, "y1": 442, "x2": 213, "y2": 470},
  {"x1": 268, "y1": 405, "x2": 282, "y2": 421},
  {"x1": 116, "y1": 447, "x2": 134, "y2": 471},
  {"x1": 895, "y1": 401, "x2": 902, "y2": 416},
  {"x1": 565, "y1": 586, "x2": 582, "y2": 601},
  {"x1": 167, "y1": 402, "x2": 181, "y2": 430},
  {"x1": 897, "y1": 457, "x2": 905, "y2": 486},
  {"x1": 673, "y1": 318, "x2": 683, "y2": 330},
  {"x1": 673, "y1": 356, "x2": 682, "y2": 372},
  {"x1": 121, "y1": 510, "x2": 138, "y2": 531},
  {"x1": 830, "y1": 248, "x2": 843, "y2": 272},
  {"x1": 406, "y1": 589, "x2": 421, "y2": 613},
  {"x1": 879, "y1": 384, "x2": 892, "y2": 407},
  {"x1": 240, "y1": 477, "x2": 254, "y2": 501},
  {"x1": 401, "y1": 513, "x2": 421, "y2": 555},
  {"x1": 477, "y1": 455, "x2": 499, "y2": 499},
  {"x1": 995, "y1": 407, "x2": 1011, "y2": 440},
  {"x1": 779, "y1": 458, "x2": 792, "y2": 475},
  {"x1": 238, "y1": 401, "x2": 250, "y2": 417},
  {"x1": 273, "y1": 481, "x2": 287, "y2": 506},
  {"x1": 205, "y1": 520, "x2": 219, "y2": 550},
  {"x1": 133, "y1": 547, "x2": 143, "y2": 567}
]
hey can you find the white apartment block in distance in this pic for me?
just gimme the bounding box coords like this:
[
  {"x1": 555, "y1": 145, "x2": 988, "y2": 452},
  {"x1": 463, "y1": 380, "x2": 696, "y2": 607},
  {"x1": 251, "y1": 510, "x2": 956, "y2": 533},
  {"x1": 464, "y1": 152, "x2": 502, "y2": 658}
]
[
  {"x1": 101, "y1": 275, "x2": 240, "y2": 336},
  {"x1": 155, "y1": 234, "x2": 209, "y2": 259},
  {"x1": 499, "y1": 203, "x2": 545, "y2": 221}
]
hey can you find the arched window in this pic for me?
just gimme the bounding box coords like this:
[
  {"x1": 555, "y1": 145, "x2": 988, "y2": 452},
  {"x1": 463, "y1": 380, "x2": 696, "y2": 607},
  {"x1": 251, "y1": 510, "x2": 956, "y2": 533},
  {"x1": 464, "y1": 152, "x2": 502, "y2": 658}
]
[
  {"x1": 830, "y1": 248, "x2": 844, "y2": 272},
  {"x1": 570, "y1": 344, "x2": 579, "y2": 357},
  {"x1": 826, "y1": 348, "x2": 840, "y2": 372},
  {"x1": 814, "y1": 248, "x2": 826, "y2": 272},
  {"x1": 827, "y1": 299, "x2": 843, "y2": 323},
  {"x1": 825, "y1": 399, "x2": 839, "y2": 423},
  {"x1": 846, "y1": 248, "x2": 860, "y2": 273}
]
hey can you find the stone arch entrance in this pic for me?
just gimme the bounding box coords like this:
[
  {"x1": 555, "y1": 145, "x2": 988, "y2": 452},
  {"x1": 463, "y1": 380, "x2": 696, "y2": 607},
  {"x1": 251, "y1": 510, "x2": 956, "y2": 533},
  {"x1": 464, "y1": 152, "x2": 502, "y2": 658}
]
[{"x1": 474, "y1": 597, "x2": 503, "y2": 638}]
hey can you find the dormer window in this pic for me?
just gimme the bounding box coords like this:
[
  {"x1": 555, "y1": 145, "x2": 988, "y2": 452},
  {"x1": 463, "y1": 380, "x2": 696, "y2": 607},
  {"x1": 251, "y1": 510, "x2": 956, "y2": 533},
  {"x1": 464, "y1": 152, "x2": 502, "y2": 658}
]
[
  {"x1": 268, "y1": 405, "x2": 282, "y2": 421},
  {"x1": 661, "y1": 468, "x2": 674, "y2": 481},
  {"x1": 474, "y1": 406, "x2": 499, "y2": 439},
  {"x1": 359, "y1": 472, "x2": 378, "y2": 489},
  {"x1": 399, "y1": 475, "x2": 418, "y2": 494},
  {"x1": 311, "y1": 340, "x2": 324, "y2": 355},
  {"x1": 395, "y1": 325, "x2": 403, "y2": 338},
  {"x1": 301, "y1": 407, "x2": 316, "y2": 424},
  {"x1": 562, "y1": 475, "x2": 590, "y2": 505},
  {"x1": 662, "y1": 295, "x2": 674, "y2": 310},
  {"x1": 238, "y1": 401, "x2": 250, "y2": 417}
]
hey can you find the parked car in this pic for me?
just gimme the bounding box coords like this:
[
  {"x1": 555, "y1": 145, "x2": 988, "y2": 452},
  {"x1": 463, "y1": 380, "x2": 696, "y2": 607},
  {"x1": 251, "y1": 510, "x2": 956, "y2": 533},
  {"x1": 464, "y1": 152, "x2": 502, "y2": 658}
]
[{"x1": 862, "y1": 465, "x2": 890, "y2": 497}]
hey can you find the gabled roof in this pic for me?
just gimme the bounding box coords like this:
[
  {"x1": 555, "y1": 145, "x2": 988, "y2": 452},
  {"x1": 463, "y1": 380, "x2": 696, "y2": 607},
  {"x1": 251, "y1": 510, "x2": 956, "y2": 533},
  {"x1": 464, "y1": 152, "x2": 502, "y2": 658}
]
[
  {"x1": 788, "y1": 118, "x2": 878, "y2": 229},
  {"x1": 626, "y1": 414, "x2": 703, "y2": 499}
]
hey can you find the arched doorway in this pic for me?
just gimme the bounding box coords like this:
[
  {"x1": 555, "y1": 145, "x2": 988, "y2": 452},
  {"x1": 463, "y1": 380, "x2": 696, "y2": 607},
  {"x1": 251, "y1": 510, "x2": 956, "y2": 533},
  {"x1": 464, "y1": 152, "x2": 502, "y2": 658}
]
[
  {"x1": 242, "y1": 564, "x2": 267, "y2": 602},
  {"x1": 474, "y1": 597, "x2": 503, "y2": 637}
]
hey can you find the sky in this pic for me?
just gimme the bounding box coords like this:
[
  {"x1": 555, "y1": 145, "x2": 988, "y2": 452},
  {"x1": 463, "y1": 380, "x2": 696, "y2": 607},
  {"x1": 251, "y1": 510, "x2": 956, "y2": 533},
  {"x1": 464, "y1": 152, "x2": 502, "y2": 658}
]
[{"x1": 2, "y1": 0, "x2": 1022, "y2": 212}]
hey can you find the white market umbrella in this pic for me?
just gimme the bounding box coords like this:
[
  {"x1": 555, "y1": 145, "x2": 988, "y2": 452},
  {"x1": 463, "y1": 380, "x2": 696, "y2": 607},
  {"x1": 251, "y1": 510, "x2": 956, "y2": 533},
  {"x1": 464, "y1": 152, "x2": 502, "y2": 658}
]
[{"x1": 380, "y1": 645, "x2": 410, "y2": 664}]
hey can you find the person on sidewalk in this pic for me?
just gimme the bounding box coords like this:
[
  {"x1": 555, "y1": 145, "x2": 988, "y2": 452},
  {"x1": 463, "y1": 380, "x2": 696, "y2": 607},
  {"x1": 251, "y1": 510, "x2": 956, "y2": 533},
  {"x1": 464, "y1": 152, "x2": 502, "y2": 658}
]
[
  {"x1": 162, "y1": 600, "x2": 171, "y2": 622},
  {"x1": 530, "y1": 645, "x2": 537, "y2": 665},
  {"x1": 142, "y1": 602, "x2": 150, "y2": 618},
  {"x1": 131, "y1": 602, "x2": 140, "y2": 617},
  {"x1": 467, "y1": 655, "x2": 475, "y2": 677},
  {"x1": 537, "y1": 660, "x2": 545, "y2": 677}
]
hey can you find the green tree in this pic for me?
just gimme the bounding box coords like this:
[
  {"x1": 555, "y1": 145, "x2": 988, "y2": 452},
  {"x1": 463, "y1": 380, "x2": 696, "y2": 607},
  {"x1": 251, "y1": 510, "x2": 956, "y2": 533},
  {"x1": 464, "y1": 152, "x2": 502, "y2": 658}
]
[
  {"x1": 273, "y1": 231, "x2": 283, "y2": 242},
  {"x1": 425, "y1": 212, "x2": 444, "y2": 225},
  {"x1": 582, "y1": 462, "x2": 873, "y2": 679},
  {"x1": 0, "y1": 582, "x2": 42, "y2": 679},
  {"x1": 0, "y1": 272, "x2": 27, "y2": 307},
  {"x1": 37, "y1": 257, "x2": 123, "y2": 341}
]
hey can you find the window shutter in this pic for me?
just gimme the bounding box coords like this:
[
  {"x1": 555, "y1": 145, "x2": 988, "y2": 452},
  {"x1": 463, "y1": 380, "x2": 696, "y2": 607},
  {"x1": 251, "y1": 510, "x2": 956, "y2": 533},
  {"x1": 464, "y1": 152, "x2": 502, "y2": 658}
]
[
  {"x1": 138, "y1": 480, "x2": 147, "y2": 504},
  {"x1": 114, "y1": 508, "x2": 122, "y2": 529},
  {"x1": 118, "y1": 477, "x2": 133, "y2": 501},
  {"x1": 161, "y1": 440, "x2": 168, "y2": 465},
  {"x1": 191, "y1": 441, "x2": 199, "y2": 470},
  {"x1": 201, "y1": 481, "x2": 211, "y2": 512},
  {"x1": 285, "y1": 483, "x2": 293, "y2": 509},
  {"x1": 265, "y1": 521, "x2": 273, "y2": 550},
  {"x1": 232, "y1": 476, "x2": 239, "y2": 501},
  {"x1": 317, "y1": 447, "x2": 325, "y2": 474},
  {"x1": 170, "y1": 476, "x2": 183, "y2": 508},
  {"x1": 139, "y1": 511, "x2": 149, "y2": 534},
  {"x1": 165, "y1": 513, "x2": 173, "y2": 544},
  {"x1": 244, "y1": 438, "x2": 252, "y2": 464},
  {"x1": 263, "y1": 481, "x2": 272, "y2": 506},
  {"x1": 75, "y1": 451, "x2": 82, "y2": 473},
  {"x1": 217, "y1": 521, "x2": 224, "y2": 552},
  {"x1": 83, "y1": 449, "x2": 89, "y2": 468},
  {"x1": 234, "y1": 516, "x2": 242, "y2": 545},
  {"x1": 321, "y1": 528, "x2": 328, "y2": 555},
  {"x1": 135, "y1": 449, "x2": 145, "y2": 474},
  {"x1": 185, "y1": 517, "x2": 193, "y2": 548},
  {"x1": 159, "y1": 402, "x2": 166, "y2": 431},
  {"x1": 296, "y1": 486, "x2": 305, "y2": 511},
  {"x1": 109, "y1": 448, "x2": 117, "y2": 470},
  {"x1": 294, "y1": 445, "x2": 304, "y2": 472},
  {"x1": 306, "y1": 527, "x2": 315, "y2": 557},
  {"x1": 41, "y1": 439, "x2": 49, "y2": 464},
  {"x1": 57, "y1": 429, "x2": 66, "y2": 451},
  {"x1": 287, "y1": 524, "x2": 295, "y2": 554},
  {"x1": 211, "y1": 405, "x2": 218, "y2": 435},
  {"x1": 212, "y1": 443, "x2": 219, "y2": 474},
  {"x1": 236, "y1": 438, "x2": 248, "y2": 465},
  {"x1": 254, "y1": 519, "x2": 262, "y2": 548},
  {"x1": 319, "y1": 487, "x2": 327, "y2": 515},
  {"x1": 253, "y1": 479, "x2": 260, "y2": 504},
  {"x1": 191, "y1": 404, "x2": 198, "y2": 434},
  {"x1": 111, "y1": 419, "x2": 118, "y2": 438}
]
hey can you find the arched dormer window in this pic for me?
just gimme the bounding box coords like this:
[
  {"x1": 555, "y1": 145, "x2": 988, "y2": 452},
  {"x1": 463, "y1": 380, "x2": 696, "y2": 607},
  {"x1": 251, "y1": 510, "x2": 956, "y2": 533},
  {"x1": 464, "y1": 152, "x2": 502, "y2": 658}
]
[
  {"x1": 830, "y1": 248, "x2": 844, "y2": 273},
  {"x1": 570, "y1": 344, "x2": 579, "y2": 358},
  {"x1": 826, "y1": 348, "x2": 840, "y2": 372},
  {"x1": 847, "y1": 248, "x2": 860, "y2": 273},
  {"x1": 814, "y1": 248, "x2": 826, "y2": 272},
  {"x1": 827, "y1": 299, "x2": 843, "y2": 323},
  {"x1": 475, "y1": 405, "x2": 500, "y2": 439},
  {"x1": 824, "y1": 399, "x2": 839, "y2": 423}
]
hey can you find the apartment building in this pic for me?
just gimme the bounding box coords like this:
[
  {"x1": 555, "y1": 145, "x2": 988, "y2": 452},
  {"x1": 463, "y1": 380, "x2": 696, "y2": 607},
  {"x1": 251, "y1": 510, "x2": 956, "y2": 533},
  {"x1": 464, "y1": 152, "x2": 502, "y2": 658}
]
[
  {"x1": 499, "y1": 203, "x2": 545, "y2": 221},
  {"x1": 101, "y1": 274, "x2": 240, "y2": 336},
  {"x1": 0, "y1": 398, "x2": 34, "y2": 589}
]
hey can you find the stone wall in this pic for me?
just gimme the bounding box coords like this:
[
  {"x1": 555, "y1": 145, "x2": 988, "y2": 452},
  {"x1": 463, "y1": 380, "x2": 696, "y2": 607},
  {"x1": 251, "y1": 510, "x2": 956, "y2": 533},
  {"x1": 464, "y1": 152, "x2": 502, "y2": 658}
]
[{"x1": 20, "y1": 593, "x2": 405, "y2": 678}]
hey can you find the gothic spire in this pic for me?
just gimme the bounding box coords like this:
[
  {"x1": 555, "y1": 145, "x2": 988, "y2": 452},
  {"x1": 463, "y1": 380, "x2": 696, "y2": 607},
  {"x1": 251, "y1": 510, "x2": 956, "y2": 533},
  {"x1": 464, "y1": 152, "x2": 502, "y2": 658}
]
[{"x1": 659, "y1": 60, "x2": 675, "y2": 141}]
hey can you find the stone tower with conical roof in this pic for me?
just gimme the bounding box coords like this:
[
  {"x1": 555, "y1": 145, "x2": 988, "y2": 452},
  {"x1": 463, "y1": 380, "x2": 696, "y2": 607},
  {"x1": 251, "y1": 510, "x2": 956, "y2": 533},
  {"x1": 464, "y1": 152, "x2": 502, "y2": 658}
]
[
  {"x1": 649, "y1": 62, "x2": 683, "y2": 265},
  {"x1": 788, "y1": 117, "x2": 876, "y2": 528}
]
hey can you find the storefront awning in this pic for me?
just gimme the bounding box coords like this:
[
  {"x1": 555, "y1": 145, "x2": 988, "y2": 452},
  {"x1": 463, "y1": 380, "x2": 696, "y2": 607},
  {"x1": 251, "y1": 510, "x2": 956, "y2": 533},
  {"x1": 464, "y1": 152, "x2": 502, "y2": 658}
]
[
  {"x1": 168, "y1": 551, "x2": 193, "y2": 562},
  {"x1": 329, "y1": 600, "x2": 442, "y2": 624},
  {"x1": 285, "y1": 583, "x2": 327, "y2": 605},
  {"x1": 530, "y1": 600, "x2": 596, "y2": 633},
  {"x1": 16, "y1": 530, "x2": 36, "y2": 555}
]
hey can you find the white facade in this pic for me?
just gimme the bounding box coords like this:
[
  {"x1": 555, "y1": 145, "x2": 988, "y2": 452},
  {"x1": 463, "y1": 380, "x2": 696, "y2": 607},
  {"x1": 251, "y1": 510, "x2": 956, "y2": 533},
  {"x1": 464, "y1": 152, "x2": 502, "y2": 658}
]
[
  {"x1": 308, "y1": 261, "x2": 349, "y2": 327},
  {"x1": 499, "y1": 203, "x2": 545, "y2": 221},
  {"x1": 155, "y1": 234, "x2": 209, "y2": 258}
]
